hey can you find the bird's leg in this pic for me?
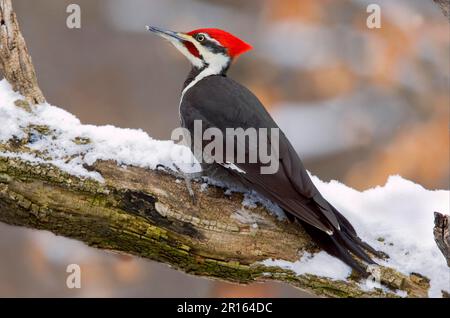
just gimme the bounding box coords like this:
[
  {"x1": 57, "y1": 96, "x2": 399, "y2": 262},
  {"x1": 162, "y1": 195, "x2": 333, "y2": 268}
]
[
  {"x1": 173, "y1": 163, "x2": 198, "y2": 205},
  {"x1": 156, "y1": 164, "x2": 202, "y2": 205}
]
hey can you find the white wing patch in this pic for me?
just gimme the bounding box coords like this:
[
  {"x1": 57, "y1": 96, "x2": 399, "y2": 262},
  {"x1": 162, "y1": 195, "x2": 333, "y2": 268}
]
[{"x1": 221, "y1": 162, "x2": 246, "y2": 174}]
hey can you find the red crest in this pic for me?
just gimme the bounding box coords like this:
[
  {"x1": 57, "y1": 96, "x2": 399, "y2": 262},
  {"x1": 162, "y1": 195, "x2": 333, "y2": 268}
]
[{"x1": 186, "y1": 28, "x2": 252, "y2": 58}]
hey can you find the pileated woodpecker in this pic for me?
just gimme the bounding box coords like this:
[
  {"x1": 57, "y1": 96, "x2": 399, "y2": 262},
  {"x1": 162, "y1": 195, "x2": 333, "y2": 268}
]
[{"x1": 147, "y1": 26, "x2": 380, "y2": 274}]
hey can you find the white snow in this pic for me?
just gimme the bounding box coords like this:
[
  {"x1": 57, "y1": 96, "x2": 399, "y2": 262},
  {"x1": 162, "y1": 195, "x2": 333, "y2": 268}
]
[
  {"x1": 0, "y1": 80, "x2": 200, "y2": 181},
  {"x1": 263, "y1": 251, "x2": 351, "y2": 281},
  {"x1": 1, "y1": 79, "x2": 448, "y2": 297},
  {"x1": 263, "y1": 175, "x2": 449, "y2": 298}
]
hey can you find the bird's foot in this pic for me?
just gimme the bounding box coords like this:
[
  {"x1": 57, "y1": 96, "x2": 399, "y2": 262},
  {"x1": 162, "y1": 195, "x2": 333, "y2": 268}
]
[{"x1": 156, "y1": 163, "x2": 201, "y2": 205}]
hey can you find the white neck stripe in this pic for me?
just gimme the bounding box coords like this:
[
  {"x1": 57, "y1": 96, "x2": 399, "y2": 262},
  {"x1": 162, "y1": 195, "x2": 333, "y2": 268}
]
[
  {"x1": 181, "y1": 67, "x2": 215, "y2": 99},
  {"x1": 178, "y1": 62, "x2": 225, "y2": 122},
  {"x1": 180, "y1": 53, "x2": 229, "y2": 100}
]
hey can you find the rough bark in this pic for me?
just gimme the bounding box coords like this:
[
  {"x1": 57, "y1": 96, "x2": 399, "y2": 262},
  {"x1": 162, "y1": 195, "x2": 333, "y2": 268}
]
[
  {"x1": 433, "y1": 0, "x2": 450, "y2": 20},
  {"x1": 0, "y1": 0, "x2": 45, "y2": 104},
  {"x1": 0, "y1": 0, "x2": 446, "y2": 298},
  {"x1": 434, "y1": 212, "x2": 450, "y2": 267}
]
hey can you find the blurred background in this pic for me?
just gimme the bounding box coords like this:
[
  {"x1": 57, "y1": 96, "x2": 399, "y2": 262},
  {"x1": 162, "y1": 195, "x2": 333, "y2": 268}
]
[{"x1": 0, "y1": 0, "x2": 448, "y2": 297}]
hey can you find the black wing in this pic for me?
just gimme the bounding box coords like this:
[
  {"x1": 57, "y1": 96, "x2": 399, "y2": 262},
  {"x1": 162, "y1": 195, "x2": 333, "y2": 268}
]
[
  {"x1": 181, "y1": 75, "x2": 382, "y2": 274},
  {"x1": 180, "y1": 75, "x2": 340, "y2": 233}
]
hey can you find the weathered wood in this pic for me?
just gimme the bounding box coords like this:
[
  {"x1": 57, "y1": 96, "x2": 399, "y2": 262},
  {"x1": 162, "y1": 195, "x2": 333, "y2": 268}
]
[
  {"x1": 434, "y1": 212, "x2": 450, "y2": 267},
  {"x1": 0, "y1": 0, "x2": 45, "y2": 104},
  {"x1": 433, "y1": 0, "x2": 450, "y2": 20}
]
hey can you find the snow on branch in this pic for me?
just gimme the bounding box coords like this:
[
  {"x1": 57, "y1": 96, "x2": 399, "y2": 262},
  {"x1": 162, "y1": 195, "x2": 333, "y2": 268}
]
[{"x1": 0, "y1": 0, "x2": 448, "y2": 298}]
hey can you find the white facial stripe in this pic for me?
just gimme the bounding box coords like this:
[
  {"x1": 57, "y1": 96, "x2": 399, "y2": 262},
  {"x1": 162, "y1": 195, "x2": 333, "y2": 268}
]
[
  {"x1": 190, "y1": 39, "x2": 229, "y2": 72},
  {"x1": 206, "y1": 52, "x2": 229, "y2": 72},
  {"x1": 202, "y1": 33, "x2": 221, "y2": 46},
  {"x1": 172, "y1": 41, "x2": 204, "y2": 68}
]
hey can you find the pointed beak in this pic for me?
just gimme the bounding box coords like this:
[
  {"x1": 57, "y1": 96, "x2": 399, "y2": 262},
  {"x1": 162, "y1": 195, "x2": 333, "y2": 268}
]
[{"x1": 145, "y1": 26, "x2": 192, "y2": 43}]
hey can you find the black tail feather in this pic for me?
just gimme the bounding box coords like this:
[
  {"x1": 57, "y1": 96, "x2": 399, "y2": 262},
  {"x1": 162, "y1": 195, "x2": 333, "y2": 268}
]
[
  {"x1": 338, "y1": 231, "x2": 375, "y2": 264},
  {"x1": 299, "y1": 207, "x2": 378, "y2": 276},
  {"x1": 330, "y1": 235, "x2": 368, "y2": 275},
  {"x1": 330, "y1": 204, "x2": 385, "y2": 258},
  {"x1": 329, "y1": 204, "x2": 357, "y2": 236}
]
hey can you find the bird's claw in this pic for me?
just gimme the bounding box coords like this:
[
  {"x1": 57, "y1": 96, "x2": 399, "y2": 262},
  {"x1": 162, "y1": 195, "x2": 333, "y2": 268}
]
[
  {"x1": 157, "y1": 164, "x2": 198, "y2": 205},
  {"x1": 173, "y1": 163, "x2": 197, "y2": 205}
]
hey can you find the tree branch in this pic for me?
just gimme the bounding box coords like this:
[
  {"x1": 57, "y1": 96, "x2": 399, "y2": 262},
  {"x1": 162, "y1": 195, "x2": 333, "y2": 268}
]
[
  {"x1": 433, "y1": 0, "x2": 450, "y2": 20},
  {"x1": 0, "y1": 0, "x2": 45, "y2": 105},
  {"x1": 0, "y1": 0, "x2": 443, "y2": 298},
  {"x1": 434, "y1": 212, "x2": 450, "y2": 267},
  {"x1": 0, "y1": 156, "x2": 432, "y2": 297}
]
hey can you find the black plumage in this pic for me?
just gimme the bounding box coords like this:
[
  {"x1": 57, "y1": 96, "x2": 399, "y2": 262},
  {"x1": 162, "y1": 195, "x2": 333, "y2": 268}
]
[{"x1": 181, "y1": 73, "x2": 379, "y2": 274}]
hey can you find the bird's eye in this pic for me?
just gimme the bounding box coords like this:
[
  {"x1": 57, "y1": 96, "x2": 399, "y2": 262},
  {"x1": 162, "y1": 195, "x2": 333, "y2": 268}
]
[{"x1": 196, "y1": 34, "x2": 206, "y2": 42}]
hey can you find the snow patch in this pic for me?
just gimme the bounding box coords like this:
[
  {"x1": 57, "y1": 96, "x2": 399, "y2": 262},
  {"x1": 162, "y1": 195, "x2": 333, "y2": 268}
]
[
  {"x1": 0, "y1": 80, "x2": 200, "y2": 181},
  {"x1": 263, "y1": 252, "x2": 351, "y2": 281}
]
